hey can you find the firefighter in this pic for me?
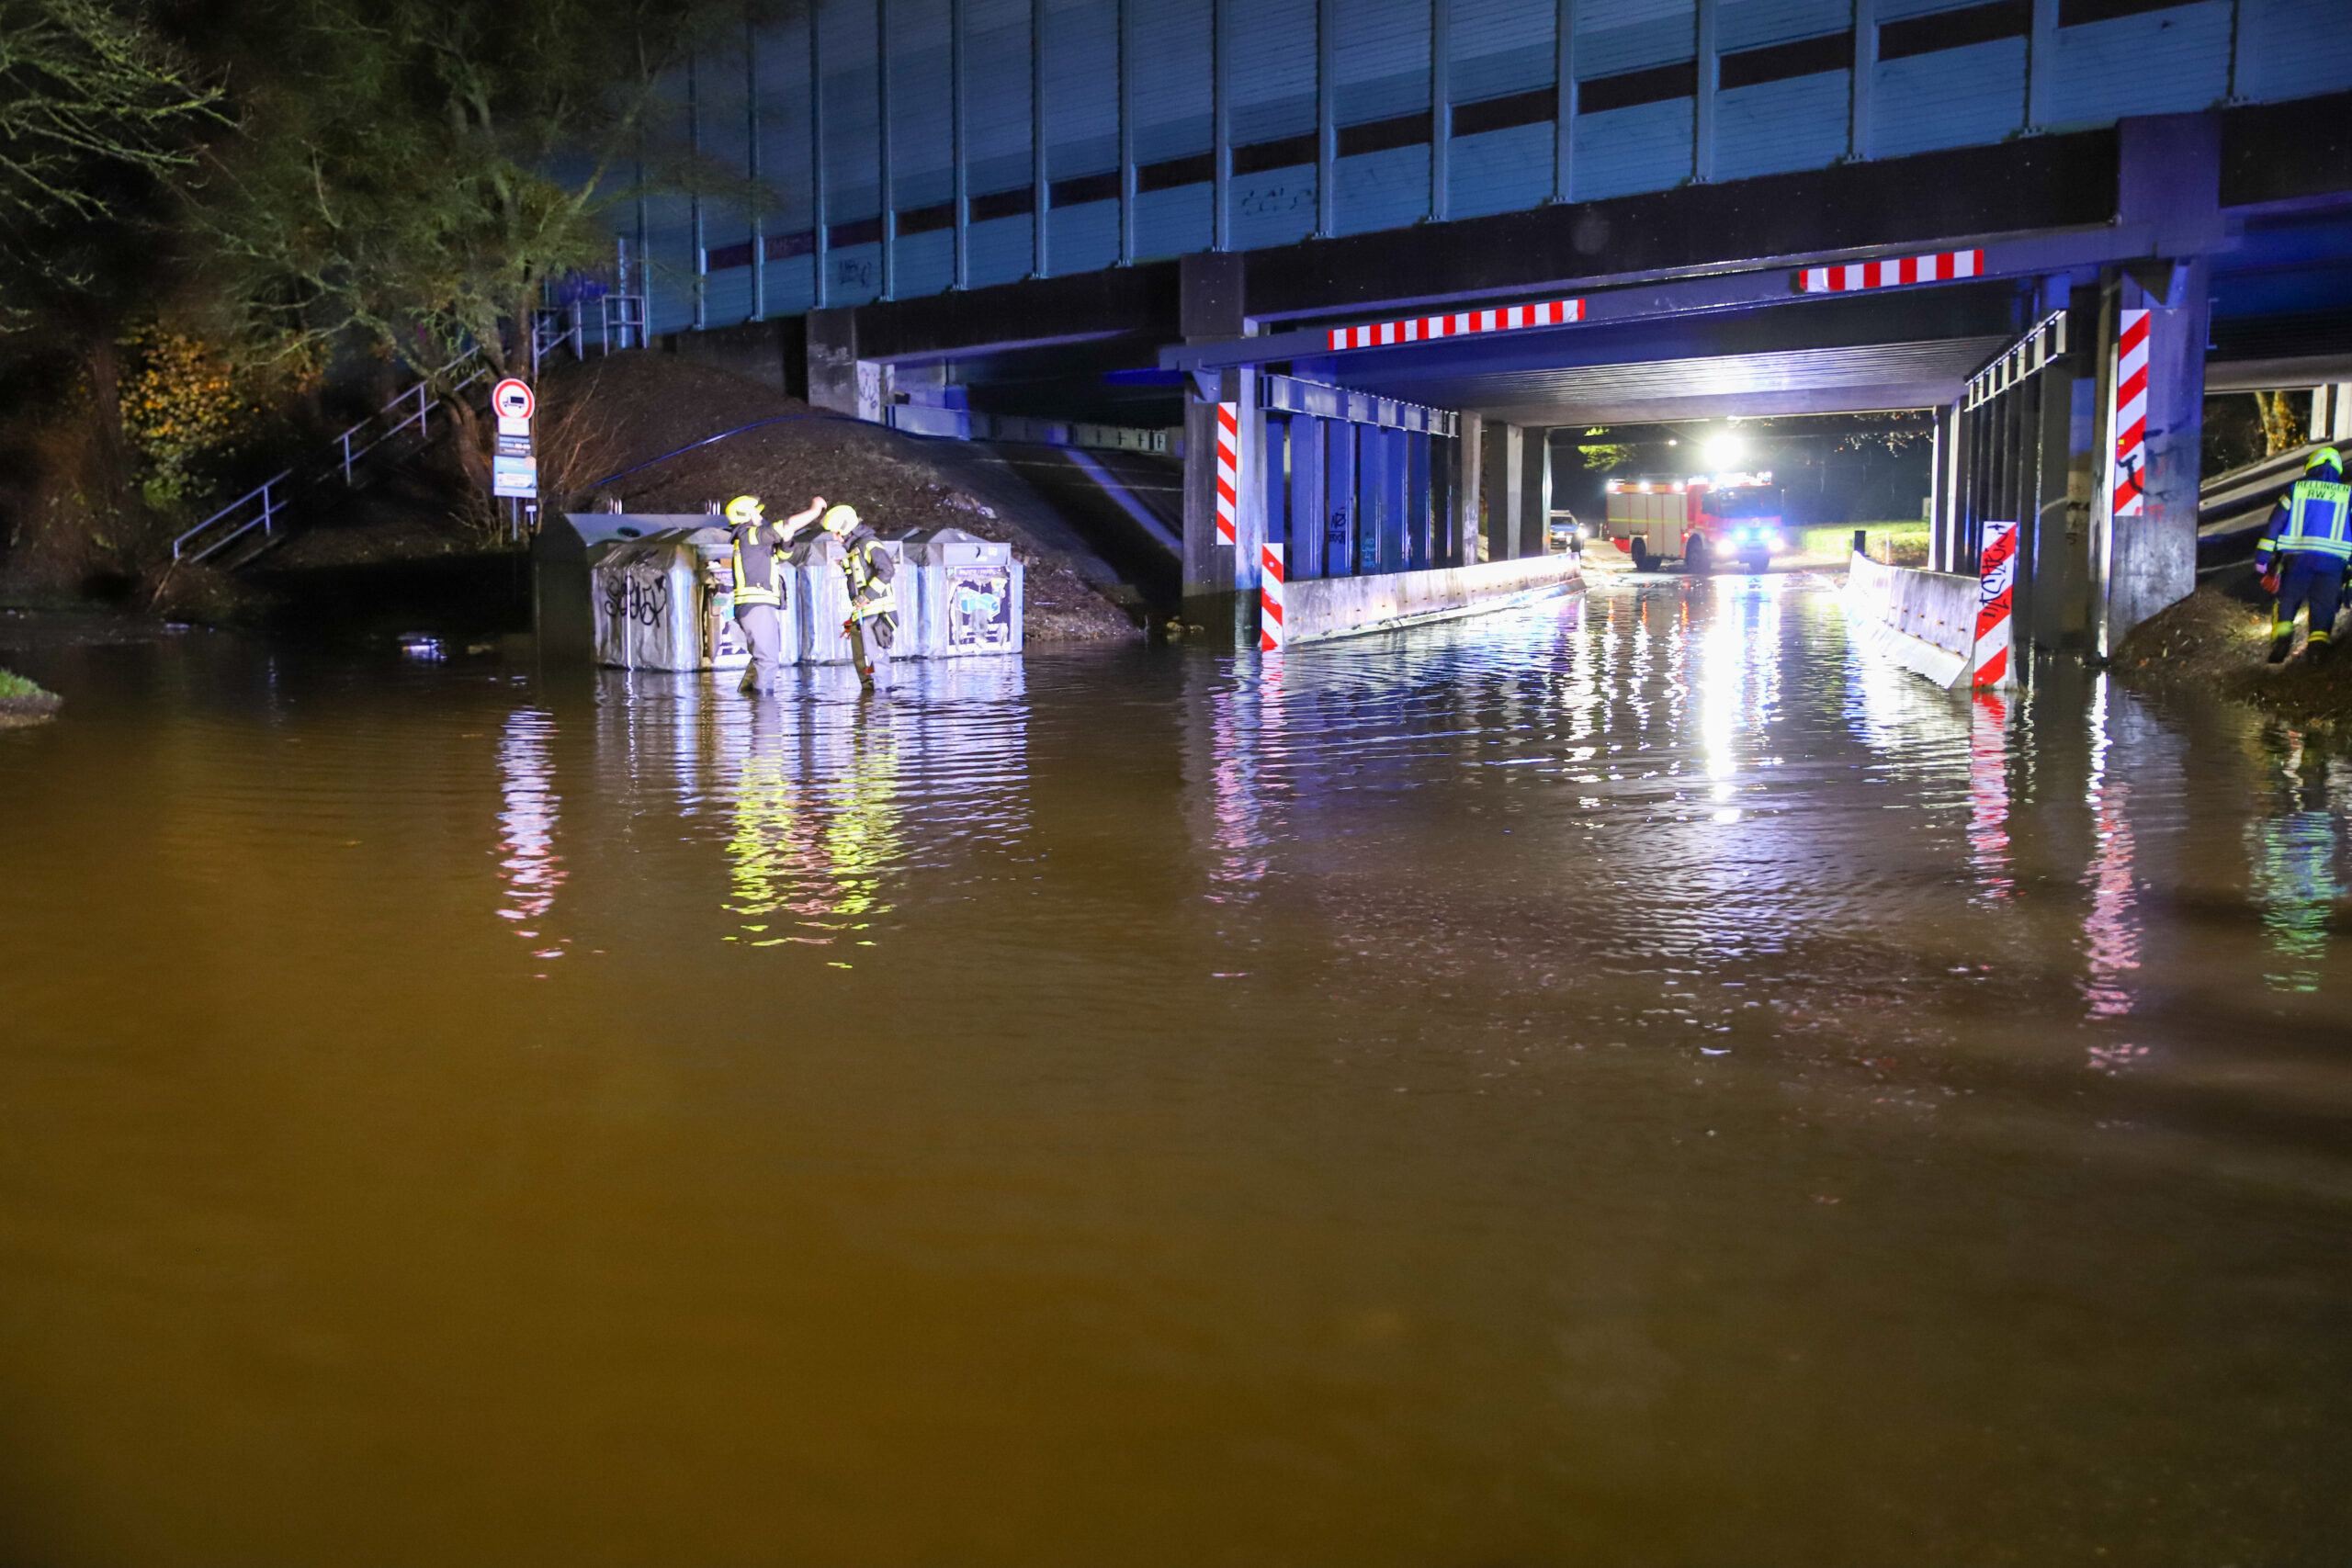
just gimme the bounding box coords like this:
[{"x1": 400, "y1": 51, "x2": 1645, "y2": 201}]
[
  {"x1": 817, "y1": 503, "x2": 898, "y2": 684},
  {"x1": 2256, "y1": 447, "x2": 2351, "y2": 664},
  {"x1": 726, "y1": 493, "x2": 826, "y2": 693}
]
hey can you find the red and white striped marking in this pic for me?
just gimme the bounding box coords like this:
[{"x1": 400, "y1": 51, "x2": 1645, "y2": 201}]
[
  {"x1": 1973, "y1": 518, "x2": 2018, "y2": 689},
  {"x1": 2112, "y1": 308, "x2": 2150, "y2": 518},
  {"x1": 1797, "y1": 248, "x2": 1984, "y2": 293},
  {"x1": 1328, "y1": 298, "x2": 1583, "y2": 352},
  {"x1": 1259, "y1": 543, "x2": 1285, "y2": 651},
  {"x1": 1214, "y1": 402, "x2": 1239, "y2": 545}
]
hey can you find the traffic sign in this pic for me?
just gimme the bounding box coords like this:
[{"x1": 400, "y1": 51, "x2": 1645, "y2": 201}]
[
  {"x1": 493, "y1": 454, "x2": 538, "y2": 499},
  {"x1": 492, "y1": 378, "x2": 536, "y2": 422}
]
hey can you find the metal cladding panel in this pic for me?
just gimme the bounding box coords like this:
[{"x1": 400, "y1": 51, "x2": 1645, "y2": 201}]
[
  {"x1": 889, "y1": 0, "x2": 955, "y2": 209},
  {"x1": 766, "y1": 254, "x2": 819, "y2": 317},
  {"x1": 1450, "y1": 122, "x2": 1555, "y2": 219},
  {"x1": 1135, "y1": 184, "x2": 1212, "y2": 260},
  {"x1": 1718, "y1": 0, "x2": 1850, "y2": 51},
  {"x1": 2237, "y1": 0, "x2": 2352, "y2": 103},
  {"x1": 752, "y1": 23, "x2": 813, "y2": 219},
  {"x1": 1336, "y1": 144, "x2": 1432, "y2": 235},
  {"x1": 965, "y1": 0, "x2": 1034, "y2": 172},
  {"x1": 1131, "y1": 0, "x2": 1212, "y2": 164},
  {"x1": 2040, "y1": 4, "x2": 2232, "y2": 129},
  {"x1": 702, "y1": 262, "x2": 755, "y2": 326},
  {"x1": 1714, "y1": 70, "x2": 1849, "y2": 181},
  {"x1": 1233, "y1": 0, "x2": 1318, "y2": 144},
  {"x1": 1044, "y1": 0, "x2": 1119, "y2": 176},
  {"x1": 1872, "y1": 38, "x2": 2024, "y2": 157},
  {"x1": 1336, "y1": 0, "x2": 1432, "y2": 123},
  {"x1": 1453, "y1": 0, "x2": 1558, "y2": 101},
  {"x1": 1573, "y1": 99, "x2": 1694, "y2": 200},
  {"x1": 967, "y1": 214, "x2": 1036, "y2": 288},
  {"x1": 1576, "y1": 0, "x2": 1698, "y2": 78},
  {"x1": 820, "y1": 0, "x2": 883, "y2": 220},
  {"x1": 828, "y1": 243, "x2": 886, "y2": 305},
  {"x1": 1875, "y1": 0, "x2": 1990, "y2": 17},
  {"x1": 1233, "y1": 165, "x2": 1321, "y2": 249},
  {"x1": 1051, "y1": 199, "x2": 1121, "y2": 274},
  {"x1": 894, "y1": 228, "x2": 956, "y2": 296}
]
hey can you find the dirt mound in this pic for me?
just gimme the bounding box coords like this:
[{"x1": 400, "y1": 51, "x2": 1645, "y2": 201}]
[
  {"x1": 2117, "y1": 584, "x2": 2352, "y2": 728},
  {"x1": 546, "y1": 353, "x2": 1142, "y2": 643}
]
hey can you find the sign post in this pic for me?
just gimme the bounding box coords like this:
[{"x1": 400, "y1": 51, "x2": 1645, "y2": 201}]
[
  {"x1": 491, "y1": 377, "x2": 537, "y2": 502},
  {"x1": 1973, "y1": 517, "x2": 2018, "y2": 689}
]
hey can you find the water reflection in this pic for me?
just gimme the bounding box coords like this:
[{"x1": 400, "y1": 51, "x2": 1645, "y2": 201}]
[
  {"x1": 494, "y1": 707, "x2": 567, "y2": 968},
  {"x1": 2081, "y1": 673, "x2": 2144, "y2": 1069},
  {"x1": 1969, "y1": 690, "x2": 2014, "y2": 899},
  {"x1": 2246, "y1": 728, "x2": 2345, "y2": 994}
]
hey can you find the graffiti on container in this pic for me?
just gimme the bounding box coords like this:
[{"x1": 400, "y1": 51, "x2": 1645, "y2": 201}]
[
  {"x1": 946, "y1": 566, "x2": 1013, "y2": 649},
  {"x1": 601, "y1": 565, "x2": 671, "y2": 628}
]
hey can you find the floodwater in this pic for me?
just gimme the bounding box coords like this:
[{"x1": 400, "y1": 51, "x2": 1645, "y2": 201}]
[{"x1": 1, "y1": 573, "x2": 2347, "y2": 1565}]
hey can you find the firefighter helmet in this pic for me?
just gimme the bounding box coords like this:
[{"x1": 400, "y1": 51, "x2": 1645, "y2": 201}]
[
  {"x1": 2310, "y1": 447, "x2": 2344, "y2": 474},
  {"x1": 723, "y1": 494, "x2": 764, "y2": 525},
  {"x1": 820, "y1": 503, "x2": 862, "y2": 534}
]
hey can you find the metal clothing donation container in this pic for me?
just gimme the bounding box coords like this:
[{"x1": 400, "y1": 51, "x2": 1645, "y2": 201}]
[
  {"x1": 589, "y1": 525, "x2": 774, "y2": 673},
  {"x1": 894, "y1": 527, "x2": 1023, "y2": 658},
  {"x1": 794, "y1": 531, "x2": 908, "y2": 665}
]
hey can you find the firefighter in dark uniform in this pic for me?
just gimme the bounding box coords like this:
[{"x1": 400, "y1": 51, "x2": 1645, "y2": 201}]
[
  {"x1": 817, "y1": 503, "x2": 898, "y2": 683},
  {"x1": 2256, "y1": 447, "x2": 2351, "y2": 664},
  {"x1": 726, "y1": 493, "x2": 825, "y2": 693}
]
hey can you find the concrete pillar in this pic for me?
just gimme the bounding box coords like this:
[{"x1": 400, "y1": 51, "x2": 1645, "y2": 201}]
[
  {"x1": 1483, "y1": 423, "x2": 1521, "y2": 561},
  {"x1": 1407, "y1": 432, "x2": 1432, "y2": 570},
  {"x1": 806, "y1": 307, "x2": 860, "y2": 415},
  {"x1": 1458, "y1": 415, "x2": 1484, "y2": 564},
  {"x1": 1929, "y1": 403, "x2": 1958, "y2": 572},
  {"x1": 1181, "y1": 391, "x2": 1231, "y2": 622},
  {"x1": 2101, "y1": 111, "x2": 2221, "y2": 649},
  {"x1": 1353, "y1": 423, "x2": 1383, "y2": 575},
  {"x1": 1520, "y1": 427, "x2": 1551, "y2": 557},
  {"x1": 2103, "y1": 260, "x2": 2208, "y2": 646},
  {"x1": 2029, "y1": 355, "x2": 2079, "y2": 654},
  {"x1": 1327, "y1": 418, "x2": 1358, "y2": 576},
  {"x1": 1288, "y1": 415, "x2": 1325, "y2": 580},
  {"x1": 2314, "y1": 384, "x2": 2352, "y2": 443}
]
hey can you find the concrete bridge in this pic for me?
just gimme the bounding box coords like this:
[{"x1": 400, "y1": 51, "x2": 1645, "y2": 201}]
[{"x1": 615, "y1": 0, "x2": 2352, "y2": 659}]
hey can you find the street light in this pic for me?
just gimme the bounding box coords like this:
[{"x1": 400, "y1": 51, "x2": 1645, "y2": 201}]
[{"x1": 1704, "y1": 432, "x2": 1746, "y2": 468}]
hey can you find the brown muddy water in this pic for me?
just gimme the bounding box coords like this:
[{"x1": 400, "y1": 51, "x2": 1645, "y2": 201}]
[{"x1": 1, "y1": 573, "x2": 2347, "y2": 1564}]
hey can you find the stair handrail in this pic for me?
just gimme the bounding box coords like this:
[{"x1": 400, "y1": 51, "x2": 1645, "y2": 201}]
[
  {"x1": 173, "y1": 469, "x2": 294, "y2": 563},
  {"x1": 336, "y1": 351, "x2": 490, "y2": 484}
]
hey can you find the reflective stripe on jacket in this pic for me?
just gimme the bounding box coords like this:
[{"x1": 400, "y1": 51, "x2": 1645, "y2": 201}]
[
  {"x1": 731, "y1": 523, "x2": 786, "y2": 607},
  {"x1": 2258, "y1": 475, "x2": 2352, "y2": 569}
]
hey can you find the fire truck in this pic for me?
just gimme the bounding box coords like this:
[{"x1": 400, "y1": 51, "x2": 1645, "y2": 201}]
[{"x1": 1603, "y1": 472, "x2": 1786, "y2": 573}]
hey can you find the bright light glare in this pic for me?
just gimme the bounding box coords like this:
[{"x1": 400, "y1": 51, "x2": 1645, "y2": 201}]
[{"x1": 1703, "y1": 432, "x2": 1746, "y2": 468}]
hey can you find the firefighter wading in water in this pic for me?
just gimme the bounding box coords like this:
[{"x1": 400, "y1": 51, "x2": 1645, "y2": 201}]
[
  {"x1": 817, "y1": 502, "x2": 899, "y2": 686},
  {"x1": 2256, "y1": 446, "x2": 2351, "y2": 664},
  {"x1": 726, "y1": 493, "x2": 825, "y2": 694}
]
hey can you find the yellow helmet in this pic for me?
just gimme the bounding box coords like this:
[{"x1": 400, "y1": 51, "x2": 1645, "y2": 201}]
[
  {"x1": 723, "y1": 494, "x2": 764, "y2": 525},
  {"x1": 2310, "y1": 446, "x2": 2344, "y2": 473},
  {"x1": 820, "y1": 503, "x2": 861, "y2": 534}
]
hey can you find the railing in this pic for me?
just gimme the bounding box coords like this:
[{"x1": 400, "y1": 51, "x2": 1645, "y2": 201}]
[
  {"x1": 335, "y1": 353, "x2": 488, "y2": 485},
  {"x1": 531, "y1": 294, "x2": 648, "y2": 372},
  {"x1": 173, "y1": 470, "x2": 293, "y2": 563}
]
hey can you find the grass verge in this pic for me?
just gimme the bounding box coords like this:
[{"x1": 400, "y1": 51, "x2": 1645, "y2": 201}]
[{"x1": 0, "y1": 667, "x2": 61, "y2": 727}]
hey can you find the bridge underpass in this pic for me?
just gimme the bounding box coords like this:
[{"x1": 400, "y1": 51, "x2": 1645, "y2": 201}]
[{"x1": 704, "y1": 96, "x2": 2352, "y2": 671}]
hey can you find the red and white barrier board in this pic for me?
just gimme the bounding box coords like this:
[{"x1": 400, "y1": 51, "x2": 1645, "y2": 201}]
[
  {"x1": 1259, "y1": 543, "x2": 1285, "y2": 651},
  {"x1": 1214, "y1": 402, "x2": 1239, "y2": 545},
  {"x1": 2111, "y1": 308, "x2": 2150, "y2": 517},
  {"x1": 1328, "y1": 298, "x2": 1583, "y2": 352},
  {"x1": 1797, "y1": 249, "x2": 1984, "y2": 293},
  {"x1": 1973, "y1": 518, "x2": 2018, "y2": 688}
]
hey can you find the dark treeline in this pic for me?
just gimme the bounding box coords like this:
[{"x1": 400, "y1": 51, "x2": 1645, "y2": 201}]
[{"x1": 0, "y1": 0, "x2": 765, "y2": 597}]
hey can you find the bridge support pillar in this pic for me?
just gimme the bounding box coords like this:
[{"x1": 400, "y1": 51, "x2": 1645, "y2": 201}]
[
  {"x1": 1483, "y1": 423, "x2": 1522, "y2": 561},
  {"x1": 1520, "y1": 428, "x2": 1552, "y2": 558}
]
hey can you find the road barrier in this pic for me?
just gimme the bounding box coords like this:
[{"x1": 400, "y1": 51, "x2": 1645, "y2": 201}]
[
  {"x1": 1280, "y1": 553, "x2": 1581, "y2": 644},
  {"x1": 1842, "y1": 550, "x2": 1984, "y2": 690}
]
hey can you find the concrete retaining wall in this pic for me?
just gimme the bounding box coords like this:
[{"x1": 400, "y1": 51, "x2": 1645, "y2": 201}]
[
  {"x1": 1283, "y1": 554, "x2": 1582, "y2": 644},
  {"x1": 1841, "y1": 550, "x2": 1977, "y2": 689}
]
